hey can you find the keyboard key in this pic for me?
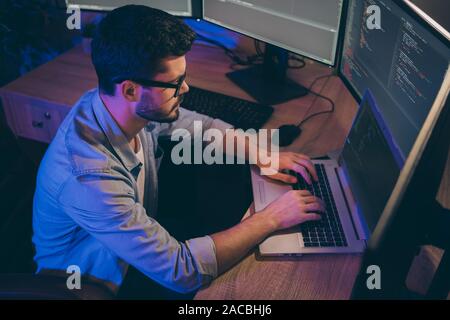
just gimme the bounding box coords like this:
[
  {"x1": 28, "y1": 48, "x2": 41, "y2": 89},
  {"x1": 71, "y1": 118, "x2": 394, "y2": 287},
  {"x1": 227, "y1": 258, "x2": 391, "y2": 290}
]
[
  {"x1": 292, "y1": 164, "x2": 348, "y2": 248},
  {"x1": 182, "y1": 86, "x2": 274, "y2": 130}
]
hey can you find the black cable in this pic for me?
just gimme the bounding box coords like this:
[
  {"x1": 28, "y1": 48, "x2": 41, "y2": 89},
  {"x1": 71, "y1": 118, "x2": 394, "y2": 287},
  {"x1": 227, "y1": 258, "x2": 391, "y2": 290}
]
[
  {"x1": 254, "y1": 39, "x2": 263, "y2": 57},
  {"x1": 196, "y1": 33, "x2": 262, "y2": 67},
  {"x1": 198, "y1": 33, "x2": 305, "y2": 69},
  {"x1": 288, "y1": 54, "x2": 306, "y2": 69},
  {"x1": 195, "y1": 33, "x2": 244, "y2": 64},
  {"x1": 308, "y1": 74, "x2": 334, "y2": 91},
  {"x1": 297, "y1": 90, "x2": 335, "y2": 127},
  {"x1": 293, "y1": 74, "x2": 336, "y2": 127}
]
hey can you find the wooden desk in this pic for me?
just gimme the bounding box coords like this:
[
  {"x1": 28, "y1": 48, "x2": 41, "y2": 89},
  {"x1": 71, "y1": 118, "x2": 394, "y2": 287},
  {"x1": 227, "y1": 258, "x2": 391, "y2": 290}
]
[
  {"x1": 0, "y1": 46, "x2": 97, "y2": 143},
  {"x1": 1, "y1": 42, "x2": 448, "y2": 299},
  {"x1": 194, "y1": 58, "x2": 364, "y2": 300}
]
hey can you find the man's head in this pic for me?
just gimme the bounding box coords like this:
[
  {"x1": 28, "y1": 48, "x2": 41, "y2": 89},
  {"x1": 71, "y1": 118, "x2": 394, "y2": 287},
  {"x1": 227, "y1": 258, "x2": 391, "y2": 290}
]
[{"x1": 91, "y1": 5, "x2": 196, "y2": 123}]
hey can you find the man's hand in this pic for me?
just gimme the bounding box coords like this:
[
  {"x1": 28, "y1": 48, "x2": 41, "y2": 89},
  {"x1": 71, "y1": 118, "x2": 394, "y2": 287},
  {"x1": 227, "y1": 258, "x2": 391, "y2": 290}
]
[
  {"x1": 211, "y1": 190, "x2": 325, "y2": 275},
  {"x1": 261, "y1": 190, "x2": 325, "y2": 230},
  {"x1": 258, "y1": 152, "x2": 318, "y2": 185}
]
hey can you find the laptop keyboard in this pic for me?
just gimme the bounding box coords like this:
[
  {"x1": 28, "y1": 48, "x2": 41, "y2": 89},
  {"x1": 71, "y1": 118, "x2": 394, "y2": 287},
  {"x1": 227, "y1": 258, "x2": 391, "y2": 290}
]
[{"x1": 291, "y1": 164, "x2": 348, "y2": 248}]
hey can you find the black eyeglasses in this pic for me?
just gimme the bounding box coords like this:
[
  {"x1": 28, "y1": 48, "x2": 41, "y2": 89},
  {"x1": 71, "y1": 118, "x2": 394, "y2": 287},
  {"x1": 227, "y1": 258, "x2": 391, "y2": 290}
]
[{"x1": 112, "y1": 73, "x2": 186, "y2": 98}]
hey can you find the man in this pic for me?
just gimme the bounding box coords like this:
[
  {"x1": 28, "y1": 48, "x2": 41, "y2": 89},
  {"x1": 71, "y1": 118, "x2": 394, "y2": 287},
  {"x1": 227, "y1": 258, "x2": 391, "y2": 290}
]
[{"x1": 32, "y1": 5, "x2": 324, "y2": 298}]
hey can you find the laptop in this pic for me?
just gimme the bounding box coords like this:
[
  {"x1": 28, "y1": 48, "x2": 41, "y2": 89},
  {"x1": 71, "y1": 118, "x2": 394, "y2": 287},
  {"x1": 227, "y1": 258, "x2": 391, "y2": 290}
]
[{"x1": 251, "y1": 89, "x2": 404, "y2": 256}]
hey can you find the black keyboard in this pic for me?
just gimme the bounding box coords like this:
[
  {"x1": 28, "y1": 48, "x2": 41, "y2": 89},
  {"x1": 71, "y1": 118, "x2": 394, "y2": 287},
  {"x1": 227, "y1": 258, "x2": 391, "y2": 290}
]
[
  {"x1": 292, "y1": 164, "x2": 348, "y2": 248},
  {"x1": 182, "y1": 86, "x2": 274, "y2": 130}
]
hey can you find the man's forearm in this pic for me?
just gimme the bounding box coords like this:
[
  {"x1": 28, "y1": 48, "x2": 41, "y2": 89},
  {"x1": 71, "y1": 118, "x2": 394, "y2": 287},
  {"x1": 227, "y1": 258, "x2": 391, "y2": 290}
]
[{"x1": 210, "y1": 211, "x2": 277, "y2": 275}]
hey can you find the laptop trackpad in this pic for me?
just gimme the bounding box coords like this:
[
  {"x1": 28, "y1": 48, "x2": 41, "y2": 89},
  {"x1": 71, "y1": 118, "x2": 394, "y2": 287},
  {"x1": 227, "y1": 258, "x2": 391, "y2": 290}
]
[{"x1": 256, "y1": 179, "x2": 292, "y2": 211}]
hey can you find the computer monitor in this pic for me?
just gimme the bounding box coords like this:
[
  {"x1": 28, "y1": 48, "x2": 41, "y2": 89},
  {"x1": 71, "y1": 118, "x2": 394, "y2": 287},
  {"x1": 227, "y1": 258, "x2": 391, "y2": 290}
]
[
  {"x1": 202, "y1": 0, "x2": 346, "y2": 105},
  {"x1": 339, "y1": 0, "x2": 450, "y2": 159},
  {"x1": 65, "y1": 0, "x2": 202, "y2": 17},
  {"x1": 351, "y1": 65, "x2": 450, "y2": 299}
]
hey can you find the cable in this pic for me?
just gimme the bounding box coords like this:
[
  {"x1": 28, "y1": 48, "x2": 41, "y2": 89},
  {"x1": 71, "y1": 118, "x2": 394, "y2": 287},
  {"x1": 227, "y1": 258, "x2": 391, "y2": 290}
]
[
  {"x1": 195, "y1": 33, "x2": 243, "y2": 63},
  {"x1": 297, "y1": 90, "x2": 335, "y2": 127},
  {"x1": 196, "y1": 33, "x2": 262, "y2": 67},
  {"x1": 288, "y1": 53, "x2": 306, "y2": 69},
  {"x1": 295, "y1": 74, "x2": 337, "y2": 127},
  {"x1": 254, "y1": 39, "x2": 263, "y2": 57},
  {"x1": 195, "y1": 33, "x2": 336, "y2": 126},
  {"x1": 198, "y1": 34, "x2": 305, "y2": 69},
  {"x1": 308, "y1": 74, "x2": 334, "y2": 91}
]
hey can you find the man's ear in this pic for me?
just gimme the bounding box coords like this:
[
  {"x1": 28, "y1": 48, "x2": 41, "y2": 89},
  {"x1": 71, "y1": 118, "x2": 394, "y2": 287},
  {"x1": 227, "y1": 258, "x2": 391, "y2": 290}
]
[{"x1": 120, "y1": 81, "x2": 140, "y2": 102}]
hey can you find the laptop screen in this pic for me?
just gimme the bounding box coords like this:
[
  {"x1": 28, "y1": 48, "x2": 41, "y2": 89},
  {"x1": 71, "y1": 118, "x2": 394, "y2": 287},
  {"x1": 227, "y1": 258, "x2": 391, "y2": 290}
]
[{"x1": 341, "y1": 90, "x2": 403, "y2": 234}]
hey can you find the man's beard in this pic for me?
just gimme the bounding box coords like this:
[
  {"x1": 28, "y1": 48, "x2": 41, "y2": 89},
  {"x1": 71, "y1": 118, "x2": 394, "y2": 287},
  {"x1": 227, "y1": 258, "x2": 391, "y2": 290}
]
[{"x1": 136, "y1": 94, "x2": 183, "y2": 123}]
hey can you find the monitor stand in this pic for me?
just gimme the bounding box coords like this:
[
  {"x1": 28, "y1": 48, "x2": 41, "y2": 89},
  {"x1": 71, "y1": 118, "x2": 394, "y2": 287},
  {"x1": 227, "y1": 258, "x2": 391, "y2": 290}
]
[{"x1": 226, "y1": 44, "x2": 308, "y2": 105}]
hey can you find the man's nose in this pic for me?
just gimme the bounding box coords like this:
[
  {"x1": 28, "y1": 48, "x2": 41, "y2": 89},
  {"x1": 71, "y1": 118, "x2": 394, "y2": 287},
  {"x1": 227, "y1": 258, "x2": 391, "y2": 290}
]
[{"x1": 180, "y1": 80, "x2": 189, "y2": 95}]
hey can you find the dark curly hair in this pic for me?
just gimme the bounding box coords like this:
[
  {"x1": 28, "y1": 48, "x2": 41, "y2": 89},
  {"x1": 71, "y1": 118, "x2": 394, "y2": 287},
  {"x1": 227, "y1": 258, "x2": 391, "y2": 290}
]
[{"x1": 91, "y1": 5, "x2": 196, "y2": 96}]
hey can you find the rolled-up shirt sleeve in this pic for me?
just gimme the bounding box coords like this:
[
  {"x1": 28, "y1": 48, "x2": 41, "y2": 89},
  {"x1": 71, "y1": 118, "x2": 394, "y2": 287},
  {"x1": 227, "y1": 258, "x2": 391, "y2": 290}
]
[{"x1": 57, "y1": 170, "x2": 217, "y2": 293}]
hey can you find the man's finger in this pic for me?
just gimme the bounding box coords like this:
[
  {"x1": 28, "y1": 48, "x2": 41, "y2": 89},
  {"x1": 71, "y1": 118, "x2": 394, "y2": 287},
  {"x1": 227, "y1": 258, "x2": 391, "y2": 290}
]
[
  {"x1": 272, "y1": 172, "x2": 297, "y2": 184},
  {"x1": 293, "y1": 153, "x2": 311, "y2": 161},
  {"x1": 304, "y1": 195, "x2": 325, "y2": 206},
  {"x1": 294, "y1": 158, "x2": 318, "y2": 182},
  {"x1": 302, "y1": 196, "x2": 318, "y2": 204},
  {"x1": 302, "y1": 213, "x2": 322, "y2": 222},
  {"x1": 290, "y1": 164, "x2": 311, "y2": 184},
  {"x1": 297, "y1": 190, "x2": 312, "y2": 196},
  {"x1": 304, "y1": 202, "x2": 326, "y2": 213}
]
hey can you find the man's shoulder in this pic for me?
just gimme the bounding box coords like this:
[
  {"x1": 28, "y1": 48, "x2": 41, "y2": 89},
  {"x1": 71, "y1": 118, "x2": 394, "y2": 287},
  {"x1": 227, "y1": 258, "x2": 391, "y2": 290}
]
[{"x1": 52, "y1": 89, "x2": 112, "y2": 175}]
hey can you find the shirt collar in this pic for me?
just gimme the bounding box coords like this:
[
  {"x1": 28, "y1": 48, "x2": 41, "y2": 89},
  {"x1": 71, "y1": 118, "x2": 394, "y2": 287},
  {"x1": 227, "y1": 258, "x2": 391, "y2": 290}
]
[{"x1": 91, "y1": 89, "x2": 142, "y2": 173}]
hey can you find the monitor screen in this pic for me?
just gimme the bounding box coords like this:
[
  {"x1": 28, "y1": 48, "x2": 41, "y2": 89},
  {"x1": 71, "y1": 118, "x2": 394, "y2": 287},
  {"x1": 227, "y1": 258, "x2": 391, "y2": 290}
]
[
  {"x1": 66, "y1": 0, "x2": 193, "y2": 16},
  {"x1": 341, "y1": 90, "x2": 403, "y2": 234},
  {"x1": 340, "y1": 0, "x2": 450, "y2": 158},
  {"x1": 350, "y1": 68, "x2": 450, "y2": 299},
  {"x1": 203, "y1": 0, "x2": 345, "y2": 65}
]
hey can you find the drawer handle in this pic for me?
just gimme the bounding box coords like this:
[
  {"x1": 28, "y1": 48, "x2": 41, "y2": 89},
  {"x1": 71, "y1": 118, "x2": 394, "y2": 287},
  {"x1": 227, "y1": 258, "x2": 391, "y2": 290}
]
[
  {"x1": 32, "y1": 120, "x2": 44, "y2": 128},
  {"x1": 44, "y1": 112, "x2": 51, "y2": 119}
]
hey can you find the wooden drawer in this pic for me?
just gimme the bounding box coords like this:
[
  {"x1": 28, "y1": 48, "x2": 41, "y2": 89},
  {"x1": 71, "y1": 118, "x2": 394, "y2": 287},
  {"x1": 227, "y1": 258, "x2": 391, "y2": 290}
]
[{"x1": 1, "y1": 93, "x2": 68, "y2": 143}]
